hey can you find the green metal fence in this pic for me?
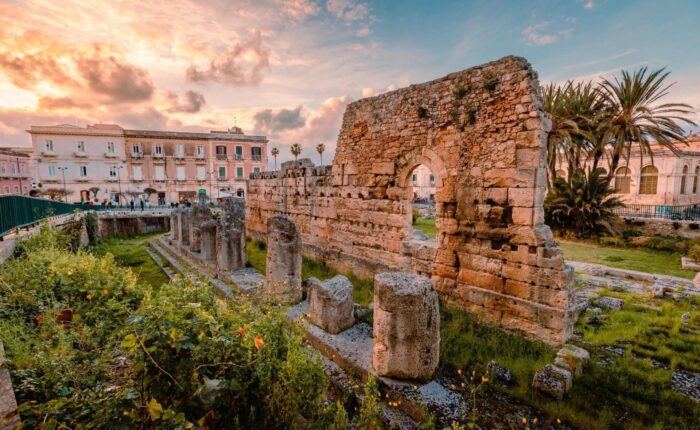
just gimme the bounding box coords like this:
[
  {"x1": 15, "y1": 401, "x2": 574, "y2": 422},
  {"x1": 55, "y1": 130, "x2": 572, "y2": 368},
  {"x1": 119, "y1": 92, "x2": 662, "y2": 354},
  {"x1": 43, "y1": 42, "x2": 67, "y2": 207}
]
[{"x1": 0, "y1": 195, "x2": 85, "y2": 238}]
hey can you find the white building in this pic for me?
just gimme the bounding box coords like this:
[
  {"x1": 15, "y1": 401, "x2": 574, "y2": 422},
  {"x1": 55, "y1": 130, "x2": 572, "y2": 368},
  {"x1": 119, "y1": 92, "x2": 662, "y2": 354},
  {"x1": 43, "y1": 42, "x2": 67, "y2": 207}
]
[{"x1": 411, "y1": 164, "x2": 435, "y2": 201}]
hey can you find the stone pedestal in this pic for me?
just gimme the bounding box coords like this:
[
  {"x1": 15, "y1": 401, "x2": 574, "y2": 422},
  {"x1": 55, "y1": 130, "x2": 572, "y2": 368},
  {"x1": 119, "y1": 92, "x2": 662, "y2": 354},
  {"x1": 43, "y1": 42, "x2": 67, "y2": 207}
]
[
  {"x1": 216, "y1": 197, "x2": 247, "y2": 272},
  {"x1": 200, "y1": 220, "x2": 218, "y2": 263},
  {"x1": 265, "y1": 216, "x2": 302, "y2": 304},
  {"x1": 372, "y1": 272, "x2": 440, "y2": 379},
  {"x1": 178, "y1": 208, "x2": 191, "y2": 247},
  {"x1": 307, "y1": 275, "x2": 355, "y2": 333},
  {"x1": 170, "y1": 209, "x2": 179, "y2": 241},
  {"x1": 189, "y1": 205, "x2": 212, "y2": 253}
]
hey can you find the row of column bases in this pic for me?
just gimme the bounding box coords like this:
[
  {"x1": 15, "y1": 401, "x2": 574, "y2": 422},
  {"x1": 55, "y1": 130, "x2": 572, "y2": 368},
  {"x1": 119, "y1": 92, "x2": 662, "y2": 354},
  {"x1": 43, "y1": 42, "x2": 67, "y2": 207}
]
[{"x1": 170, "y1": 198, "x2": 441, "y2": 380}]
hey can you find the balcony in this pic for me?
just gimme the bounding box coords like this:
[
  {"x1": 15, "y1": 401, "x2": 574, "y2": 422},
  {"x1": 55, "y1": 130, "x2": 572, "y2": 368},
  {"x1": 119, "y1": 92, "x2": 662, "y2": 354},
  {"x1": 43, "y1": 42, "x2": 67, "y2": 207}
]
[
  {"x1": 252, "y1": 154, "x2": 262, "y2": 161},
  {"x1": 104, "y1": 152, "x2": 118, "y2": 158},
  {"x1": 216, "y1": 154, "x2": 228, "y2": 161},
  {"x1": 175, "y1": 177, "x2": 188, "y2": 183},
  {"x1": 43, "y1": 178, "x2": 59, "y2": 183},
  {"x1": 106, "y1": 177, "x2": 119, "y2": 182},
  {"x1": 73, "y1": 151, "x2": 87, "y2": 158},
  {"x1": 195, "y1": 153, "x2": 206, "y2": 159},
  {"x1": 153, "y1": 153, "x2": 164, "y2": 159},
  {"x1": 234, "y1": 154, "x2": 243, "y2": 160},
  {"x1": 132, "y1": 177, "x2": 144, "y2": 182},
  {"x1": 154, "y1": 177, "x2": 166, "y2": 182},
  {"x1": 131, "y1": 152, "x2": 143, "y2": 159},
  {"x1": 76, "y1": 177, "x2": 89, "y2": 182},
  {"x1": 174, "y1": 153, "x2": 186, "y2": 160},
  {"x1": 40, "y1": 150, "x2": 56, "y2": 157}
]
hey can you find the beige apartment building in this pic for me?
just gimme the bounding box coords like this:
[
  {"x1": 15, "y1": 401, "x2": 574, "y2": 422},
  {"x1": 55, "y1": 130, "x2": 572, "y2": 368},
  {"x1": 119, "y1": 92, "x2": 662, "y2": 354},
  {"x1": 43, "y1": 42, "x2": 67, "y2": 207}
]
[
  {"x1": 27, "y1": 124, "x2": 267, "y2": 204},
  {"x1": 557, "y1": 132, "x2": 700, "y2": 206}
]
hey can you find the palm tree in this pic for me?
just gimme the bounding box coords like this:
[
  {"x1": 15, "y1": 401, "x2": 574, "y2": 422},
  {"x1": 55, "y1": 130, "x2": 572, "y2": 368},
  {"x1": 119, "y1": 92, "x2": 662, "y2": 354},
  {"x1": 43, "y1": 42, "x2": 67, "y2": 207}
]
[
  {"x1": 290, "y1": 143, "x2": 301, "y2": 162},
  {"x1": 598, "y1": 67, "x2": 696, "y2": 175},
  {"x1": 271, "y1": 147, "x2": 279, "y2": 170},
  {"x1": 89, "y1": 186, "x2": 100, "y2": 200},
  {"x1": 542, "y1": 82, "x2": 580, "y2": 187},
  {"x1": 316, "y1": 143, "x2": 326, "y2": 165}
]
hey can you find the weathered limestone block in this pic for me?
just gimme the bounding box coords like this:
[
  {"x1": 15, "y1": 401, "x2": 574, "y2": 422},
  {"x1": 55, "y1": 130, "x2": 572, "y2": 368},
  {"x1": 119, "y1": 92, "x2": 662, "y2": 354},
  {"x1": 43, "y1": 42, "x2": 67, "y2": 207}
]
[
  {"x1": 307, "y1": 275, "x2": 355, "y2": 334},
  {"x1": 178, "y1": 208, "x2": 191, "y2": 246},
  {"x1": 189, "y1": 204, "x2": 212, "y2": 253},
  {"x1": 265, "y1": 216, "x2": 302, "y2": 305},
  {"x1": 553, "y1": 344, "x2": 590, "y2": 377},
  {"x1": 200, "y1": 220, "x2": 218, "y2": 263},
  {"x1": 170, "y1": 209, "x2": 179, "y2": 241},
  {"x1": 532, "y1": 364, "x2": 572, "y2": 399},
  {"x1": 372, "y1": 272, "x2": 440, "y2": 379},
  {"x1": 216, "y1": 197, "x2": 247, "y2": 272},
  {"x1": 0, "y1": 342, "x2": 20, "y2": 429}
]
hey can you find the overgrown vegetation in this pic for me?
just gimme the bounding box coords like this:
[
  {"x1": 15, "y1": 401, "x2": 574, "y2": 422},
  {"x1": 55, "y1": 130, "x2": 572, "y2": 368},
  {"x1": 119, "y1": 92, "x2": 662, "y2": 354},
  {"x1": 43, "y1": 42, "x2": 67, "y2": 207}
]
[
  {"x1": 246, "y1": 239, "x2": 374, "y2": 306},
  {"x1": 0, "y1": 226, "x2": 349, "y2": 428},
  {"x1": 94, "y1": 233, "x2": 171, "y2": 288},
  {"x1": 413, "y1": 216, "x2": 437, "y2": 239}
]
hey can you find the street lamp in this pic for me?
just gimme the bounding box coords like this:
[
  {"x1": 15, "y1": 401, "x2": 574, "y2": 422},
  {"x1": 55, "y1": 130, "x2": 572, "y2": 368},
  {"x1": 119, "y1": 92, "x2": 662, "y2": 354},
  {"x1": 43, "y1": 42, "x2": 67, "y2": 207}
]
[
  {"x1": 210, "y1": 169, "x2": 220, "y2": 201},
  {"x1": 116, "y1": 165, "x2": 124, "y2": 206},
  {"x1": 57, "y1": 166, "x2": 68, "y2": 202}
]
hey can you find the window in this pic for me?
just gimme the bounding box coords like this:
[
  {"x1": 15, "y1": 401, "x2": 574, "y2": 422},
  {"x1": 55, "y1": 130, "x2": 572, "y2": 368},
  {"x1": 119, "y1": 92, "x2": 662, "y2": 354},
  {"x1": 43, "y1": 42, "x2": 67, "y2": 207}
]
[
  {"x1": 216, "y1": 145, "x2": 227, "y2": 159},
  {"x1": 197, "y1": 166, "x2": 206, "y2": 180},
  {"x1": 154, "y1": 144, "x2": 163, "y2": 155},
  {"x1": 177, "y1": 166, "x2": 186, "y2": 180},
  {"x1": 253, "y1": 167, "x2": 261, "y2": 174},
  {"x1": 176, "y1": 144, "x2": 185, "y2": 157},
  {"x1": 107, "y1": 142, "x2": 115, "y2": 153},
  {"x1": 45, "y1": 140, "x2": 54, "y2": 151},
  {"x1": 639, "y1": 166, "x2": 659, "y2": 195},
  {"x1": 681, "y1": 165, "x2": 689, "y2": 194},
  {"x1": 218, "y1": 166, "x2": 226, "y2": 179},
  {"x1": 155, "y1": 165, "x2": 165, "y2": 180},
  {"x1": 429, "y1": 174, "x2": 435, "y2": 186},
  {"x1": 197, "y1": 145, "x2": 205, "y2": 157},
  {"x1": 79, "y1": 165, "x2": 87, "y2": 178},
  {"x1": 109, "y1": 165, "x2": 118, "y2": 178},
  {"x1": 77, "y1": 141, "x2": 85, "y2": 152},
  {"x1": 48, "y1": 165, "x2": 56, "y2": 178},
  {"x1": 10, "y1": 163, "x2": 16, "y2": 174},
  {"x1": 132, "y1": 143, "x2": 141, "y2": 154},
  {"x1": 614, "y1": 167, "x2": 631, "y2": 194},
  {"x1": 13, "y1": 186, "x2": 19, "y2": 193},
  {"x1": 236, "y1": 166, "x2": 244, "y2": 178},
  {"x1": 412, "y1": 174, "x2": 417, "y2": 185},
  {"x1": 251, "y1": 146, "x2": 262, "y2": 160},
  {"x1": 235, "y1": 146, "x2": 243, "y2": 159},
  {"x1": 133, "y1": 165, "x2": 142, "y2": 180},
  {"x1": 694, "y1": 167, "x2": 699, "y2": 194}
]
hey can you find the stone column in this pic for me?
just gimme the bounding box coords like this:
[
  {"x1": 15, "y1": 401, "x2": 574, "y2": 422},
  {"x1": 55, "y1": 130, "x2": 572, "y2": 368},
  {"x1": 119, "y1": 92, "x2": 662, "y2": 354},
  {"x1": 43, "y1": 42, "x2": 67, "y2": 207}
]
[
  {"x1": 200, "y1": 220, "x2": 218, "y2": 263},
  {"x1": 178, "y1": 208, "x2": 191, "y2": 247},
  {"x1": 189, "y1": 204, "x2": 212, "y2": 253},
  {"x1": 170, "y1": 209, "x2": 180, "y2": 241},
  {"x1": 372, "y1": 272, "x2": 440, "y2": 379},
  {"x1": 216, "y1": 197, "x2": 247, "y2": 272},
  {"x1": 265, "y1": 216, "x2": 302, "y2": 305},
  {"x1": 307, "y1": 275, "x2": 355, "y2": 333}
]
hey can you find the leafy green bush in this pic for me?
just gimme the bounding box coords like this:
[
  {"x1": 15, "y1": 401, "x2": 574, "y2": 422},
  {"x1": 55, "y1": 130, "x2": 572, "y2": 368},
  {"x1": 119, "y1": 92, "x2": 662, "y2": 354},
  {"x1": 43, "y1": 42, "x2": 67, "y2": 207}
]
[
  {"x1": 545, "y1": 168, "x2": 624, "y2": 238},
  {"x1": 643, "y1": 236, "x2": 686, "y2": 252},
  {"x1": 622, "y1": 229, "x2": 642, "y2": 240},
  {"x1": 599, "y1": 236, "x2": 626, "y2": 247}
]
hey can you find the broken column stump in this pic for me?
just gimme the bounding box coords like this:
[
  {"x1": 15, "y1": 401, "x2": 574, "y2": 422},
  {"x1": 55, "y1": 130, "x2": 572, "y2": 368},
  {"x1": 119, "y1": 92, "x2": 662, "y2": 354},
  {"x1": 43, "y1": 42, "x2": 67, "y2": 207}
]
[
  {"x1": 200, "y1": 220, "x2": 218, "y2": 263},
  {"x1": 307, "y1": 275, "x2": 355, "y2": 334},
  {"x1": 372, "y1": 272, "x2": 440, "y2": 379},
  {"x1": 178, "y1": 207, "x2": 191, "y2": 247},
  {"x1": 265, "y1": 216, "x2": 302, "y2": 305},
  {"x1": 189, "y1": 204, "x2": 212, "y2": 253},
  {"x1": 170, "y1": 208, "x2": 179, "y2": 241},
  {"x1": 216, "y1": 197, "x2": 247, "y2": 272}
]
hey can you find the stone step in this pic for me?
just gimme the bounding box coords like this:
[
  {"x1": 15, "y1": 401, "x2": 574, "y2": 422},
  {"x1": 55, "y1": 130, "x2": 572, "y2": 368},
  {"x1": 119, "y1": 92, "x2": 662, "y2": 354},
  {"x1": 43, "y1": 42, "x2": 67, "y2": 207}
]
[{"x1": 144, "y1": 245, "x2": 177, "y2": 280}]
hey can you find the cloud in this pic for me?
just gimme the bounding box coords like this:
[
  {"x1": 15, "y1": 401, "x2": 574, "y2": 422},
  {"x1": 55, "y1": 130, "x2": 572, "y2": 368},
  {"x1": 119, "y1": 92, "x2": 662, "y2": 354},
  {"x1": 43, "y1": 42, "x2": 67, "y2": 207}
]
[
  {"x1": 361, "y1": 87, "x2": 377, "y2": 97},
  {"x1": 166, "y1": 90, "x2": 206, "y2": 113},
  {"x1": 273, "y1": 0, "x2": 319, "y2": 19},
  {"x1": 326, "y1": 0, "x2": 369, "y2": 22},
  {"x1": 76, "y1": 49, "x2": 154, "y2": 101},
  {"x1": 584, "y1": 1, "x2": 595, "y2": 10},
  {"x1": 356, "y1": 26, "x2": 371, "y2": 37},
  {"x1": 253, "y1": 104, "x2": 306, "y2": 137},
  {"x1": 186, "y1": 31, "x2": 270, "y2": 86},
  {"x1": 522, "y1": 22, "x2": 573, "y2": 46}
]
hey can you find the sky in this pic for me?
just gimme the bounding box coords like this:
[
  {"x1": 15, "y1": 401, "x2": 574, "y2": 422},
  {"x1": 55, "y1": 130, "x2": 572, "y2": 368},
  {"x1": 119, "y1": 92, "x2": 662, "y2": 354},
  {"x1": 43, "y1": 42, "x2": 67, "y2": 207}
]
[{"x1": 0, "y1": 0, "x2": 698, "y2": 166}]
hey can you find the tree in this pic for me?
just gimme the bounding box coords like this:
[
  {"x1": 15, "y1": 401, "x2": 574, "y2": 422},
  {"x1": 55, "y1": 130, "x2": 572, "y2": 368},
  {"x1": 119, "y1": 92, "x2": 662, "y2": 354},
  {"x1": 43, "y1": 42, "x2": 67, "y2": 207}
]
[
  {"x1": 545, "y1": 168, "x2": 624, "y2": 238},
  {"x1": 271, "y1": 147, "x2": 279, "y2": 170},
  {"x1": 291, "y1": 143, "x2": 301, "y2": 161},
  {"x1": 316, "y1": 143, "x2": 326, "y2": 165},
  {"x1": 597, "y1": 67, "x2": 696, "y2": 175},
  {"x1": 143, "y1": 187, "x2": 157, "y2": 202},
  {"x1": 542, "y1": 82, "x2": 579, "y2": 187},
  {"x1": 89, "y1": 187, "x2": 100, "y2": 200}
]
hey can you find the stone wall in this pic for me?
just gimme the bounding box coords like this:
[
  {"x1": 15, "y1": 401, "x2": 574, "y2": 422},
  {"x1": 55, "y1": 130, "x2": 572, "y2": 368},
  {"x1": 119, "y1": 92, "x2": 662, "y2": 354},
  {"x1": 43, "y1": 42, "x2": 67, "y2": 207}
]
[
  {"x1": 246, "y1": 56, "x2": 574, "y2": 344},
  {"x1": 97, "y1": 212, "x2": 170, "y2": 238},
  {"x1": 617, "y1": 217, "x2": 700, "y2": 239}
]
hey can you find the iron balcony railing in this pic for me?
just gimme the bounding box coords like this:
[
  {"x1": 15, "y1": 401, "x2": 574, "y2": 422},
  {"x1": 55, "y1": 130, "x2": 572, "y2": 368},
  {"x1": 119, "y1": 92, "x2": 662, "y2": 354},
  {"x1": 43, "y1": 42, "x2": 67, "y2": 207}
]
[{"x1": 612, "y1": 204, "x2": 700, "y2": 221}]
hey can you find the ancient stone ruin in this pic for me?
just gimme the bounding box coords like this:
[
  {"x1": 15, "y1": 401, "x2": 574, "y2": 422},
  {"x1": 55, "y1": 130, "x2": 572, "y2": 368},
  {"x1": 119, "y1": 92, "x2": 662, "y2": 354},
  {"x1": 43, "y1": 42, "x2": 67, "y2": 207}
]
[
  {"x1": 170, "y1": 210, "x2": 179, "y2": 241},
  {"x1": 199, "y1": 220, "x2": 218, "y2": 263},
  {"x1": 178, "y1": 207, "x2": 191, "y2": 247},
  {"x1": 189, "y1": 204, "x2": 213, "y2": 253},
  {"x1": 372, "y1": 272, "x2": 440, "y2": 379},
  {"x1": 265, "y1": 216, "x2": 302, "y2": 304},
  {"x1": 217, "y1": 197, "x2": 247, "y2": 272},
  {"x1": 246, "y1": 56, "x2": 574, "y2": 344},
  {"x1": 307, "y1": 275, "x2": 355, "y2": 334}
]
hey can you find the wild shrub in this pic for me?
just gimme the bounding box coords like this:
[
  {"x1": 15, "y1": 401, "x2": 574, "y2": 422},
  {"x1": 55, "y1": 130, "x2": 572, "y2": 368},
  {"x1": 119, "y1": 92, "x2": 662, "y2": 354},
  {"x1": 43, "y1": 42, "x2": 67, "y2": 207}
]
[{"x1": 599, "y1": 236, "x2": 626, "y2": 247}]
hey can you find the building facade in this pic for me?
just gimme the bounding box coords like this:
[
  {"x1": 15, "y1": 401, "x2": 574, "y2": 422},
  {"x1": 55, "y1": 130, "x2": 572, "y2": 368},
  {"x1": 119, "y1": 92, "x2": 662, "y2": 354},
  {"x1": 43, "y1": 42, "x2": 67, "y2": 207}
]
[
  {"x1": 557, "y1": 132, "x2": 700, "y2": 206},
  {"x1": 411, "y1": 164, "x2": 435, "y2": 200},
  {"x1": 27, "y1": 124, "x2": 267, "y2": 204},
  {"x1": 0, "y1": 148, "x2": 33, "y2": 195}
]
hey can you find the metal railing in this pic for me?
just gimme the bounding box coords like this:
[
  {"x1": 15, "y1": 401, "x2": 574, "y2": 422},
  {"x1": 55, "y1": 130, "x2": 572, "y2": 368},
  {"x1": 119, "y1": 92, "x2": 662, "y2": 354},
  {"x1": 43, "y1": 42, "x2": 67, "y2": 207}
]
[
  {"x1": 0, "y1": 195, "x2": 83, "y2": 238},
  {"x1": 612, "y1": 204, "x2": 700, "y2": 221}
]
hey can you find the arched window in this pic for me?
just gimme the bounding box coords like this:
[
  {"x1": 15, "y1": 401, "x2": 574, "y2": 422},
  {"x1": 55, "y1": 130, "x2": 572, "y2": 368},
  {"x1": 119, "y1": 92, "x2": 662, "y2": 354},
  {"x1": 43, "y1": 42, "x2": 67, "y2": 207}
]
[
  {"x1": 694, "y1": 166, "x2": 699, "y2": 194},
  {"x1": 681, "y1": 165, "x2": 689, "y2": 194},
  {"x1": 640, "y1": 166, "x2": 659, "y2": 195},
  {"x1": 614, "y1": 167, "x2": 631, "y2": 194}
]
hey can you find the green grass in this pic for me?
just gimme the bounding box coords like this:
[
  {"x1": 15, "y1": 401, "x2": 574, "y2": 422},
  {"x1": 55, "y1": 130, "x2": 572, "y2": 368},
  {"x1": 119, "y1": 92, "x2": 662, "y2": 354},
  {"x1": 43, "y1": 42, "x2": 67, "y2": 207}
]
[
  {"x1": 94, "y1": 233, "x2": 170, "y2": 289},
  {"x1": 413, "y1": 216, "x2": 436, "y2": 239},
  {"x1": 559, "y1": 239, "x2": 695, "y2": 279},
  {"x1": 246, "y1": 239, "x2": 374, "y2": 306},
  {"x1": 441, "y1": 295, "x2": 700, "y2": 429}
]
